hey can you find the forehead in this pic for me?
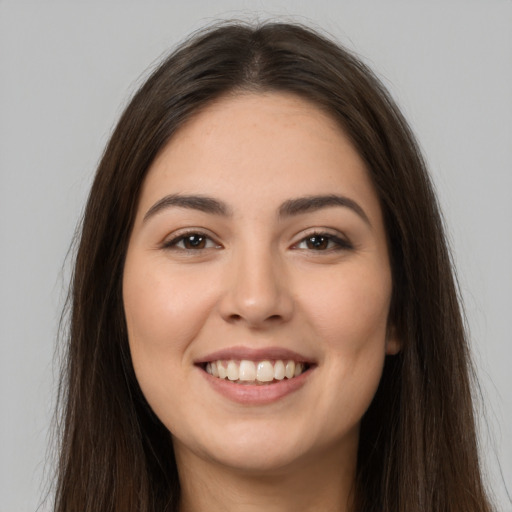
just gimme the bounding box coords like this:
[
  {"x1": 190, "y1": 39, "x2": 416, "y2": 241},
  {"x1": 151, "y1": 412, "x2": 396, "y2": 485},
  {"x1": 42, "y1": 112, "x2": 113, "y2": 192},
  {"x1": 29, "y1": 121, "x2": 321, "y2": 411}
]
[{"x1": 137, "y1": 92, "x2": 382, "y2": 223}]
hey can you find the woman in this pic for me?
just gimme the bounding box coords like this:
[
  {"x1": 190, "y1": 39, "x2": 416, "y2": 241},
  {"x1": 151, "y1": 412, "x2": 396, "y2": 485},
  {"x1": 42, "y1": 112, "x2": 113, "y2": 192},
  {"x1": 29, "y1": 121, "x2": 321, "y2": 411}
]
[{"x1": 54, "y1": 22, "x2": 494, "y2": 511}]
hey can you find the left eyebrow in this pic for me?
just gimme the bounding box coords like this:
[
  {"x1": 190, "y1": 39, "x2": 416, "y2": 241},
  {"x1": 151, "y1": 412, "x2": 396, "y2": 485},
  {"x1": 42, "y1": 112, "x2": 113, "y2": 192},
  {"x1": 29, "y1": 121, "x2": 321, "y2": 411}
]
[{"x1": 278, "y1": 194, "x2": 371, "y2": 227}]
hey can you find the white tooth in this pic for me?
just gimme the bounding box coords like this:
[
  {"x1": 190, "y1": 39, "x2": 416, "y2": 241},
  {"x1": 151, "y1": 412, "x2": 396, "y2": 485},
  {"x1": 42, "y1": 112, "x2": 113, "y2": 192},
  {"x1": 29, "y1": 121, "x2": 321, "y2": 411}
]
[
  {"x1": 285, "y1": 360, "x2": 295, "y2": 379},
  {"x1": 227, "y1": 361, "x2": 239, "y2": 381},
  {"x1": 206, "y1": 363, "x2": 212, "y2": 375},
  {"x1": 294, "y1": 362, "x2": 303, "y2": 377},
  {"x1": 239, "y1": 360, "x2": 256, "y2": 381},
  {"x1": 274, "y1": 360, "x2": 285, "y2": 380},
  {"x1": 211, "y1": 361, "x2": 219, "y2": 377},
  {"x1": 256, "y1": 360, "x2": 274, "y2": 382},
  {"x1": 217, "y1": 362, "x2": 227, "y2": 379}
]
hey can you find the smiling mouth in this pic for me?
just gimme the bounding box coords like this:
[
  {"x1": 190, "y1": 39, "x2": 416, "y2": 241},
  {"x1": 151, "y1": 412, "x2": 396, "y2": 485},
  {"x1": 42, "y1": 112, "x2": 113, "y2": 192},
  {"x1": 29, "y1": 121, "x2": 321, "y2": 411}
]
[{"x1": 202, "y1": 359, "x2": 311, "y2": 385}]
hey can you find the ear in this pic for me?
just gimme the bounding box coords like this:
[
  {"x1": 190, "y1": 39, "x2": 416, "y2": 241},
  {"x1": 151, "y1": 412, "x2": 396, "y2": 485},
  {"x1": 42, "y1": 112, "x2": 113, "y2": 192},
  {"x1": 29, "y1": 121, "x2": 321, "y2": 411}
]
[{"x1": 385, "y1": 325, "x2": 401, "y2": 355}]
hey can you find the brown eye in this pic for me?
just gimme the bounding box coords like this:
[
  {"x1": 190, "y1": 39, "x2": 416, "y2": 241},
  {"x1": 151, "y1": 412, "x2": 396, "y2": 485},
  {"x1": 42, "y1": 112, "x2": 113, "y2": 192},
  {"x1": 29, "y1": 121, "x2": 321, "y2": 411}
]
[
  {"x1": 305, "y1": 235, "x2": 330, "y2": 250},
  {"x1": 164, "y1": 232, "x2": 220, "y2": 251},
  {"x1": 182, "y1": 234, "x2": 207, "y2": 249},
  {"x1": 294, "y1": 232, "x2": 353, "y2": 252}
]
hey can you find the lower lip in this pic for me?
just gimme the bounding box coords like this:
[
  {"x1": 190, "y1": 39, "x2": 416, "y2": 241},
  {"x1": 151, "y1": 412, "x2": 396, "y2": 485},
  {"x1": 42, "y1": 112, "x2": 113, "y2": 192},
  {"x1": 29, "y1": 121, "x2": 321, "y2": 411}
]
[{"x1": 199, "y1": 367, "x2": 313, "y2": 405}]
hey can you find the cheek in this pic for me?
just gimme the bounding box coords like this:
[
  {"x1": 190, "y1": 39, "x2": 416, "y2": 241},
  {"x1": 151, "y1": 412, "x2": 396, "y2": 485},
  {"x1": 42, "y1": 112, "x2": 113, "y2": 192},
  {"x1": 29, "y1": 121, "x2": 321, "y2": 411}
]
[
  {"x1": 122, "y1": 256, "x2": 215, "y2": 387},
  {"x1": 122, "y1": 256, "x2": 224, "y2": 434},
  {"x1": 296, "y1": 263, "x2": 391, "y2": 423},
  {"x1": 300, "y1": 263, "x2": 392, "y2": 352},
  {"x1": 125, "y1": 259, "x2": 199, "y2": 341}
]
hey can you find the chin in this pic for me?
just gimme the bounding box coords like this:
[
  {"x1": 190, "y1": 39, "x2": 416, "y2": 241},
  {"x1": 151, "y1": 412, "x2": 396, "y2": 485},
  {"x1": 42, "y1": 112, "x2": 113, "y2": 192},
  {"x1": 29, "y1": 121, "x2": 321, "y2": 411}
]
[
  {"x1": 175, "y1": 417, "x2": 348, "y2": 476},
  {"x1": 171, "y1": 419, "x2": 301, "y2": 472},
  {"x1": 206, "y1": 440, "x2": 308, "y2": 475}
]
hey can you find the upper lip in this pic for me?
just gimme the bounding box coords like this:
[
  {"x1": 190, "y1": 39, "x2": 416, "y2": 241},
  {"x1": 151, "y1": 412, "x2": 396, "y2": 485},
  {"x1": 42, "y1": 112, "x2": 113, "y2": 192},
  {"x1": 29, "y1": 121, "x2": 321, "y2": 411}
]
[{"x1": 194, "y1": 346, "x2": 316, "y2": 365}]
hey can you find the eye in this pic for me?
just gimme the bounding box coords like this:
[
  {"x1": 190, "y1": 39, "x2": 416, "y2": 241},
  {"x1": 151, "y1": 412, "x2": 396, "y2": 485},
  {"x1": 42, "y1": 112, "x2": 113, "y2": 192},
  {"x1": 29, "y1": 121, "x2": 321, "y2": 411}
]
[
  {"x1": 163, "y1": 232, "x2": 220, "y2": 251},
  {"x1": 294, "y1": 232, "x2": 353, "y2": 251}
]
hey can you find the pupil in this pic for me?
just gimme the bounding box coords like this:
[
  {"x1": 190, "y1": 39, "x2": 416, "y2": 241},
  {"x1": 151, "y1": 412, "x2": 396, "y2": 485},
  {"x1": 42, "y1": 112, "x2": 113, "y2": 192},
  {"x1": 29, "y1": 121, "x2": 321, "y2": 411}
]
[
  {"x1": 308, "y1": 236, "x2": 328, "y2": 250},
  {"x1": 186, "y1": 235, "x2": 205, "y2": 249}
]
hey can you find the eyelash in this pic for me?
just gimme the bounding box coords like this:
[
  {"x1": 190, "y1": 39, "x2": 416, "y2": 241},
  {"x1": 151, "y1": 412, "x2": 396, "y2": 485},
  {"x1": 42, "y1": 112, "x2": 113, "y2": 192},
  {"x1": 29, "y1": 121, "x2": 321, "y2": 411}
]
[
  {"x1": 162, "y1": 230, "x2": 353, "y2": 252},
  {"x1": 293, "y1": 231, "x2": 353, "y2": 252},
  {"x1": 162, "y1": 230, "x2": 221, "y2": 251}
]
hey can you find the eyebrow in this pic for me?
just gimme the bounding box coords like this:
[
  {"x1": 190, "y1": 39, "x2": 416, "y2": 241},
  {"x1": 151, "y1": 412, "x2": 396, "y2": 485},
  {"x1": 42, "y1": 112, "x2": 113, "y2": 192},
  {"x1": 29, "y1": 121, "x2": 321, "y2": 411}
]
[
  {"x1": 143, "y1": 193, "x2": 370, "y2": 226},
  {"x1": 143, "y1": 194, "x2": 231, "y2": 222},
  {"x1": 278, "y1": 194, "x2": 371, "y2": 226}
]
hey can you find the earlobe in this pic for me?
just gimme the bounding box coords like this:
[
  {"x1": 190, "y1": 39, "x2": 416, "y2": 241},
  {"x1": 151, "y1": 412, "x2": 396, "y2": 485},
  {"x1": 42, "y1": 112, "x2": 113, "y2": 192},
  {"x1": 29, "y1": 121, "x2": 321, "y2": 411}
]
[{"x1": 385, "y1": 326, "x2": 401, "y2": 355}]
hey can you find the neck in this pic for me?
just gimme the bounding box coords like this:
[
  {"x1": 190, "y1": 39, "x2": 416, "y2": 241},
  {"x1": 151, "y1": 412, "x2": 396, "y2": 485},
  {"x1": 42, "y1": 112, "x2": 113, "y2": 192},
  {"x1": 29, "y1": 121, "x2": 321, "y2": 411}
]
[{"x1": 175, "y1": 440, "x2": 357, "y2": 512}]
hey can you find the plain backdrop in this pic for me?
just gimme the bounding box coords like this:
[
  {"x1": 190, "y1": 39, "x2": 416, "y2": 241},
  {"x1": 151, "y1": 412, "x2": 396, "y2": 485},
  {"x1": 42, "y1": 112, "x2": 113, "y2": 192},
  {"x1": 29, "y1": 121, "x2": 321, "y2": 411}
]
[{"x1": 1, "y1": 1, "x2": 511, "y2": 511}]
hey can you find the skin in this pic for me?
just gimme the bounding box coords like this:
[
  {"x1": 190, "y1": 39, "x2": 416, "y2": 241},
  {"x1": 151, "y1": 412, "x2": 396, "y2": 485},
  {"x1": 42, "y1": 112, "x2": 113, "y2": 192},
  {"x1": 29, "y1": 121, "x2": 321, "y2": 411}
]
[{"x1": 123, "y1": 92, "x2": 400, "y2": 512}]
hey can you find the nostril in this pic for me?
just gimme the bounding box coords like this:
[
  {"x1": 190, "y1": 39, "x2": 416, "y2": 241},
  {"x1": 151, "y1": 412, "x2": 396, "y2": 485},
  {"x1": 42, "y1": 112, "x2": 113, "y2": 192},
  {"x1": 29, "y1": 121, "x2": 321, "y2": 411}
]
[{"x1": 226, "y1": 312, "x2": 282, "y2": 325}]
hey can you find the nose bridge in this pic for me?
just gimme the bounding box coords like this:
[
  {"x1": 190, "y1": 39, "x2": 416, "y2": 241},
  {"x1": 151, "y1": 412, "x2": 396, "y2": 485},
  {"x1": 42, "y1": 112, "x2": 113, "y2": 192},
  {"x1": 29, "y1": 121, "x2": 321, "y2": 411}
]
[{"x1": 220, "y1": 238, "x2": 293, "y2": 326}]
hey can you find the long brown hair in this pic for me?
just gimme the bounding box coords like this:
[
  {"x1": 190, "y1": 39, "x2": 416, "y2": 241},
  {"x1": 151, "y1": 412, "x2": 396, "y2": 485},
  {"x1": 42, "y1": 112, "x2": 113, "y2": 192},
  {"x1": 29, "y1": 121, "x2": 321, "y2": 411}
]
[{"x1": 54, "y1": 22, "x2": 494, "y2": 511}]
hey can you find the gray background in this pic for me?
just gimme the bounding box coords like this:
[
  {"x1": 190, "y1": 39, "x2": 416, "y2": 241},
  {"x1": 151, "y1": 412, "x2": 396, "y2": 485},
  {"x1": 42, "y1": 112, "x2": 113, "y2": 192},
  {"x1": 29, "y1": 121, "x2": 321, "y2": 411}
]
[{"x1": 1, "y1": 1, "x2": 511, "y2": 510}]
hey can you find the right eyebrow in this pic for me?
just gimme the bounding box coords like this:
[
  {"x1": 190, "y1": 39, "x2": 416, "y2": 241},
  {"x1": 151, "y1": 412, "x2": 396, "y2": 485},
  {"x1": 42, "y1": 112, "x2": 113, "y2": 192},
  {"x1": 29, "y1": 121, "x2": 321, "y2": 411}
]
[{"x1": 143, "y1": 194, "x2": 232, "y2": 222}]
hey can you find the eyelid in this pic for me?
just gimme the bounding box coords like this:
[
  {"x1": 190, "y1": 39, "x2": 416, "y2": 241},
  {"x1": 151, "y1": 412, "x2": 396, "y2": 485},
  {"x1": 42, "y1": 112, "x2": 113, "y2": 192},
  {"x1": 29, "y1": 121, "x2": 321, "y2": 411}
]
[
  {"x1": 161, "y1": 228, "x2": 222, "y2": 250},
  {"x1": 291, "y1": 229, "x2": 354, "y2": 251},
  {"x1": 159, "y1": 227, "x2": 352, "y2": 252}
]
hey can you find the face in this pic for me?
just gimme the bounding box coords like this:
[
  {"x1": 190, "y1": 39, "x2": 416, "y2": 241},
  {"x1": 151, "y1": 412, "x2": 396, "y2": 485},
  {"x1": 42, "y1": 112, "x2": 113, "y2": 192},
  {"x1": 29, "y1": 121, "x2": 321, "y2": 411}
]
[{"x1": 123, "y1": 92, "x2": 399, "y2": 475}]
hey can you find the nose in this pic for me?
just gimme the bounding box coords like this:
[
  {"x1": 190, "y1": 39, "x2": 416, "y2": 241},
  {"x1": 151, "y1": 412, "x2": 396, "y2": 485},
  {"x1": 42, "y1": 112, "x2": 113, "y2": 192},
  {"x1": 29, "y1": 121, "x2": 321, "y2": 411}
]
[{"x1": 218, "y1": 246, "x2": 294, "y2": 328}]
